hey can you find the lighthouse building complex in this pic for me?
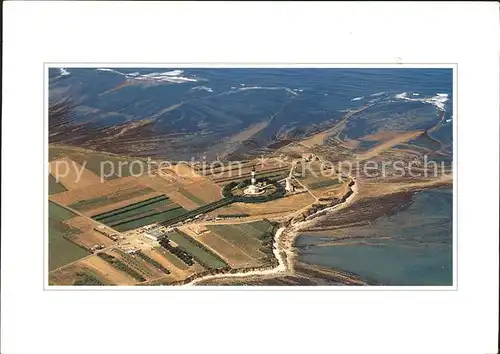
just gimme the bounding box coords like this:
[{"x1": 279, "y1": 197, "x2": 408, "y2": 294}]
[{"x1": 243, "y1": 166, "x2": 266, "y2": 195}]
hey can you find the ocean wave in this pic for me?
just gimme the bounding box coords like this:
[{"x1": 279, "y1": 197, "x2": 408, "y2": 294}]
[
  {"x1": 370, "y1": 91, "x2": 386, "y2": 97},
  {"x1": 351, "y1": 96, "x2": 364, "y2": 101},
  {"x1": 96, "y1": 68, "x2": 125, "y2": 76},
  {"x1": 59, "y1": 68, "x2": 71, "y2": 76},
  {"x1": 95, "y1": 68, "x2": 198, "y2": 84},
  {"x1": 190, "y1": 86, "x2": 214, "y2": 93},
  {"x1": 394, "y1": 92, "x2": 449, "y2": 111},
  {"x1": 237, "y1": 86, "x2": 298, "y2": 96},
  {"x1": 423, "y1": 94, "x2": 449, "y2": 111}
]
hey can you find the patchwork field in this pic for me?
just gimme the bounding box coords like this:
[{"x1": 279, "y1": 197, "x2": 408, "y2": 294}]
[
  {"x1": 49, "y1": 244, "x2": 209, "y2": 286},
  {"x1": 47, "y1": 145, "x2": 325, "y2": 285},
  {"x1": 48, "y1": 201, "x2": 90, "y2": 271},
  {"x1": 49, "y1": 262, "x2": 111, "y2": 286},
  {"x1": 49, "y1": 176, "x2": 160, "y2": 213},
  {"x1": 215, "y1": 192, "x2": 315, "y2": 217},
  {"x1": 135, "y1": 174, "x2": 221, "y2": 211},
  {"x1": 161, "y1": 190, "x2": 200, "y2": 211},
  {"x1": 147, "y1": 246, "x2": 211, "y2": 284},
  {"x1": 306, "y1": 178, "x2": 342, "y2": 190},
  {"x1": 107, "y1": 248, "x2": 168, "y2": 281},
  {"x1": 204, "y1": 220, "x2": 276, "y2": 262},
  {"x1": 142, "y1": 248, "x2": 193, "y2": 280},
  {"x1": 143, "y1": 262, "x2": 207, "y2": 285},
  {"x1": 68, "y1": 187, "x2": 158, "y2": 213},
  {"x1": 78, "y1": 255, "x2": 138, "y2": 285},
  {"x1": 165, "y1": 230, "x2": 228, "y2": 269},
  {"x1": 49, "y1": 145, "x2": 149, "y2": 180},
  {"x1": 48, "y1": 174, "x2": 67, "y2": 195},
  {"x1": 195, "y1": 231, "x2": 257, "y2": 267},
  {"x1": 177, "y1": 180, "x2": 222, "y2": 205},
  {"x1": 49, "y1": 157, "x2": 102, "y2": 190},
  {"x1": 293, "y1": 160, "x2": 344, "y2": 191},
  {"x1": 64, "y1": 216, "x2": 115, "y2": 249},
  {"x1": 90, "y1": 194, "x2": 187, "y2": 232}
]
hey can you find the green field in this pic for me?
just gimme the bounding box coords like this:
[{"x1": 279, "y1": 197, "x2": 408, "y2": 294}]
[
  {"x1": 84, "y1": 194, "x2": 189, "y2": 232},
  {"x1": 177, "y1": 188, "x2": 206, "y2": 206},
  {"x1": 49, "y1": 201, "x2": 77, "y2": 221},
  {"x1": 48, "y1": 174, "x2": 67, "y2": 195},
  {"x1": 112, "y1": 207, "x2": 187, "y2": 232},
  {"x1": 154, "y1": 247, "x2": 189, "y2": 270},
  {"x1": 307, "y1": 178, "x2": 341, "y2": 190},
  {"x1": 48, "y1": 201, "x2": 89, "y2": 271},
  {"x1": 113, "y1": 249, "x2": 156, "y2": 278},
  {"x1": 97, "y1": 253, "x2": 146, "y2": 282},
  {"x1": 206, "y1": 221, "x2": 273, "y2": 258},
  {"x1": 245, "y1": 220, "x2": 274, "y2": 233},
  {"x1": 135, "y1": 251, "x2": 170, "y2": 274},
  {"x1": 235, "y1": 220, "x2": 274, "y2": 239},
  {"x1": 107, "y1": 205, "x2": 180, "y2": 226},
  {"x1": 72, "y1": 270, "x2": 108, "y2": 286},
  {"x1": 49, "y1": 237, "x2": 89, "y2": 271},
  {"x1": 93, "y1": 195, "x2": 169, "y2": 220},
  {"x1": 80, "y1": 268, "x2": 110, "y2": 285},
  {"x1": 166, "y1": 230, "x2": 228, "y2": 269},
  {"x1": 69, "y1": 187, "x2": 155, "y2": 211},
  {"x1": 95, "y1": 198, "x2": 173, "y2": 224}
]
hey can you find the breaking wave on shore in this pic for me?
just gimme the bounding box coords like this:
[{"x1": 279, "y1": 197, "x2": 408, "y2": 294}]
[
  {"x1": 394, "y1": 92, "x2": 450, "y2": 111},
  {"x1": 96, "y1": 68, "x2": 198, "y2": 84}
]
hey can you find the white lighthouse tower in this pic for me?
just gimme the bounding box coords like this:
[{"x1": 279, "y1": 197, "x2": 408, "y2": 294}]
[
  {"x1": 244, "y1": 166, "x2": 265, "y2": 195},
  {"x1": 251, "y1": 166, "x2": 257, "y2": 186}
]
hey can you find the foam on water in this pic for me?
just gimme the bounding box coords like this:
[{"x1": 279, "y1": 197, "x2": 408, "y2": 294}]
[
  {"x1": 96, "y1": 68, "x2": 125, "y2": 75},
  {"x1": 394, "y1": 92, "x2": 449, "y2": 111},
  {"x1": 370, "y1": 91, "x2": 386, "y2": 97},
  {"x1": 423, "y1": 94, "x2": 449, "y2": 111},
  {"x1": 59, "y1": 68, "x2": 71, "y2": 76},
  {"x1": 351, "y1": 96, "x2": 364, "y2": 101},
  {"x1": 237, "y1": 86, "x2": 298, "y2": 96},
  {"x1": 96, "y1": 68, "x2": 198, "y2": 84},
  {"x1": 190, "y1": 86, "x2": 214, "y2": 93}
]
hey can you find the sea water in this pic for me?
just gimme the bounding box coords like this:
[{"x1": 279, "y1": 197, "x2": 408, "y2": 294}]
[{"x1": 296, "y1": 188, "x2": 453, "y2": 286}]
